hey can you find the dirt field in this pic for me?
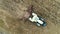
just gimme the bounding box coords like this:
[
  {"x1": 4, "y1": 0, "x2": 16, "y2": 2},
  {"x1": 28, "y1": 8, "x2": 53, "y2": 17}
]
[{"x1": 0, "y1": 0, "x2": 60, "y2": 34}]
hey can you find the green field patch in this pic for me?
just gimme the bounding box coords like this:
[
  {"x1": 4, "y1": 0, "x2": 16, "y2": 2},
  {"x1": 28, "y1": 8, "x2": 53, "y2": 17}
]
[{"x1": 0, "y1": 19, "x2": 4, "y2": 27}]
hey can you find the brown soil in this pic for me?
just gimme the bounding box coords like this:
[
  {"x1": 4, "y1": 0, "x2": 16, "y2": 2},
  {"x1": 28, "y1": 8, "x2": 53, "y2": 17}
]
[{"x1": 0, "y1": 0, "x2": 60, "y2": 34}]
